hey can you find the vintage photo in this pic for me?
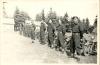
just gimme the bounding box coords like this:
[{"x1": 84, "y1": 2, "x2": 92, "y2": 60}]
[{"x1": 0, "y1": 0, "x2": 99, "y2": 64}]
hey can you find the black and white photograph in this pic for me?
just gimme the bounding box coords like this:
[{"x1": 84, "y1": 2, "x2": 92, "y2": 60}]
[{"x1": 0, "y1": 0, "x2": 99, "y2": 65}]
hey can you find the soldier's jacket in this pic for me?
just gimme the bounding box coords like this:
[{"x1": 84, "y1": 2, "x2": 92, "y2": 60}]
[
  {"x1": 57, "y1": 24, "x2": 63, "y2": 32},
  {"x1": 47, "y1": 23, "x2": 55, "y2": 35},
  {"x1": 56, "y1": 24, "x2": 65, "y2": 48},
  {"x1": 31, "y1": 24, "x2": 36, "y2": 31},
  {"x1": 70, "y1": 21, "x2": 84, "y2": 54},
  {"x1": 47, "y1": 22, "x2": 56, "y2": 46},
  {"x1": 40, "y1": 22, "x2": 46, "y2": 42},
  {"x1": 27, "y1": 25, "x2": 32, "y2": 33},
  {"x1": 24, "y1": 24, "x2": 28, "y2": 32},
  {"x1": 40, "y1": 22, "x2": 46, "y2": 32},
  {"x1": 72, "y1": 23, "x2": 84, "y2": 39},
  {"x1": 63, "y1": 18, "x2": 71, "y2": 30},
  {"x1": 23, "y1": 23, "x2": 33, "y2": 36},
  {"x1": 72, "y1": 23, "x2": 80, "y2": 33},
  {"x1": 31, "y1": 24, "x2": 36, "y2": 39},
  {"x1": 56, "y1": 24, "x2": 66, "y2": 35}
]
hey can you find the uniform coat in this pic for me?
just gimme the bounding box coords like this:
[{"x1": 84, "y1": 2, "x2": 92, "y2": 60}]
[
  {"x1": 70, "y1": 21, "x2": 83, "y2": 55},
  {"x1": 56, "y1": 24, "x2": 65, "y2": 50},
  {"x1": 40, "y1": 22, "x2": 46, "y2": 44},
  {"x1": 31, "y1": 24, "x2": 36, "y2": 40},
  {"x1": 47, "y1": 23, "x2": 55, "y2": 47}
]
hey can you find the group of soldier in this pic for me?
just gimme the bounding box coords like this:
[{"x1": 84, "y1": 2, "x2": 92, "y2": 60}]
[
  {"x1": 14, "y1": 8, "x2": 97, "y2": 58},
  {"x1": 37, "y1": 16, "x2": 97, "y2": 58},
  {"x1": 39, "y1": 17, "x2": 84, "y2": 58}
]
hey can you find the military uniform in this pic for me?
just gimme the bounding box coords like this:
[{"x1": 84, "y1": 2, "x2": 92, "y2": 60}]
[
  {"x1": 19, "y1": 23, "x2": 23, "y2": 35},
  {"x1": 27, "y1": 25, "x2": 32, "y2": 37},
  {"x1": 70, "y1": 17, "x2": 83, "y2": 56},
  {"x1": 40, "y1": 22, "x2": 46, "y2": 44},
  {"x1": 56, "y1": 24, "x2": 65, "y2": 52},
  {"x1": 31, "y1": 24, "x2": 36, "y2": 40},
  {"x1": 61, "y1": 24, "x2": 66, "y2": 36},
  {"x1": 47, "y1": 22, "x2": 55, "y2": 48},
  {"x1": 23, "y1": 23, "x2": 28, "y2": 37}
]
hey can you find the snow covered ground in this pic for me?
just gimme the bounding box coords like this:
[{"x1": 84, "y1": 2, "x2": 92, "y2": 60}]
[{"x1": 0, "y1": 18, "x2": 97, "y2": 65}]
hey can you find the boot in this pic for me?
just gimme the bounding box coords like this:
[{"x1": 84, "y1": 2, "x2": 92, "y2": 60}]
[{"x1": 32, "y1": 41, "x2": 34, "y2": 43}]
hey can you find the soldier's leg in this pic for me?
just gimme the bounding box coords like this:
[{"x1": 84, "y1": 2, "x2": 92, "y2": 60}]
[
  {"x1": 33, "y1": 31, "x2": 35, "y2": 40},
  {"x1": 42, "y1": 33, "x2": 46, "y2": 44},
  {"x1": 68, "y1": 36, "x2": 75, "y2": 57},
  {"x1": 19, "y1": 24, "x2": 22, "y2": 35},
  {"x1": 70, "y1": 38, "x2": 75, "y2": 53},
  {"x1": 74, "y1": 34, "x2": 81, "y2": 55},
  {"x1": 47, "y1": 34, "x2": 52, "y2": 47},
  {"x1": 48, "y1": 37, "x2": 51, "y2": 47},
  {"x1": 57, "y1": 39, "x2": 61, "y2": 51},
  {"x1": 52, "y1": 36, "x2": 55, "y2": 48},
  {"x1": 26, "y1": 28, "x2": 28, "y2": 37},
  {"x1": 28, "y1": 30, "x2": 31, "y2": 37},
  {"x1": 23, "y1": 27, "x2": 25, "y2": 36},
  {"x1": 59, "y1": 33, "x2": 65, "y2": 53},
  {"x1": 14, "y1": 24, "x2": 17, "y2": 31},
  {"x1": 31, "y1": 31, "x2": 33, "y2": 39},
  {"x1": 49, "y1": 37, "x2": 54, "y2": 48},
  {"x1": 23, "y1": 28, "x2": 25, "y2": 36},
  {"x1": 40, "y1": 32, "x2": 45, "y2": 44},
  {"x1": 40, "y1": 33, "x2": 42, "y2": 44},
  {"x1": 55, "y1": 38, "x2": 58, "y2": 50},
  {"x1": 31, "y1": 34, "x2": 35, "y2": 43}
]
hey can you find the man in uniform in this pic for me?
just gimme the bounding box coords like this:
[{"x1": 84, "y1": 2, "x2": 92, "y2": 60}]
[
  {"x1": 19, "y1": 23, "x2": 24, "y2": 35},
  {"x1": 63, "y1": 12, "x2": 70, "y2": 33},
  {"x1": 70, "y1": 16, "x2": 83, "y2": 57},
  {"x1": 31, "y1": 22, "x2": 36, "y2": 43},
  {"x1": 40, "y1": 21, "x2": 46, "y2": 44},
  {"x1": 47, "y1": 20, "x2": 55, "y2": 48},
  {"x1": 56, "y1": 19, "x2": 65, "y2": 53},
  {"x1": 61, "y1": 18, "x2": 67, "y2": 36},
  {"x1": 23, "y1": 23, "x2": 28, "y2": 37}
]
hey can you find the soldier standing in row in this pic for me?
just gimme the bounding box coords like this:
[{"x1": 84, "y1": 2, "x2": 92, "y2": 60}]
[
  {"x1": 63, "y1": 12, "x2": 70, "y2": 33},
  {"x1": 90, "y1": 16, "x2": 97, "y2": 55},
  {"x1": 70, "y1": 16, "x2": 83, "y2": 57},
  {"x1": 56, "y1": 20, "x2": 65, "y2": 53},
  {"x1": 40, "y1": 21, "x2": 46, "y2": 44},
  {"x1": 47, "y1": 20, "x2": 55, "y2": 48},
  {"x1": 19, "y1": 23, "x2": 24, "y2": 35},
  {"x1": 23, "y1": 23, "x2": 29, "y2": 37},
  {"x1": 31, "y1": 22, "x2": 36, "y2": 43}
]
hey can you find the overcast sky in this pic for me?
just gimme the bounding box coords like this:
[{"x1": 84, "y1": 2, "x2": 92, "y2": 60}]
[{"x1": 2, "y1": 0, "x2": 99, "y2": 25}]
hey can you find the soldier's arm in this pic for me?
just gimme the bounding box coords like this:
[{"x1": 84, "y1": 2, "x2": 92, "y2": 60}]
[
  {"x1": 33, "y1": 24, "x2": 36, "y2": 30},
  {"x1": 79, "y1": 24, "x2": 83, "y2": 39}
]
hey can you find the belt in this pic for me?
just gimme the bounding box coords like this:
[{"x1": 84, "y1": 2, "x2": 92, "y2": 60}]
[
  {"x1": 73, "y1": 32, "x2": 80, "y2": 33},
  {"x1": 59, "y1": 31, "x2": 62, "y2": 33}
]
